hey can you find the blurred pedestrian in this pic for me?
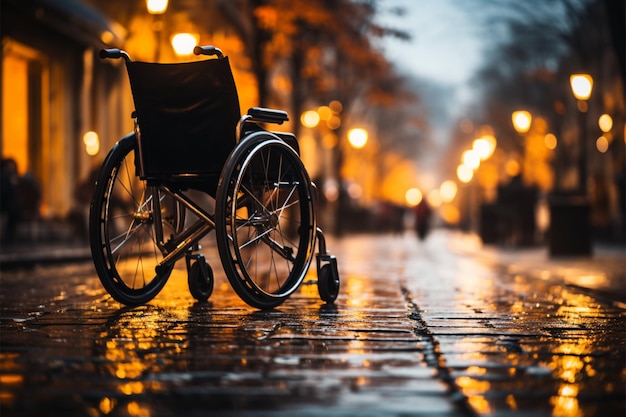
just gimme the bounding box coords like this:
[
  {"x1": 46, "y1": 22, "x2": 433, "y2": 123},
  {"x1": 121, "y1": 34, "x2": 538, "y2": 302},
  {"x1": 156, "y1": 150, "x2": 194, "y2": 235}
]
[
  {"x1": 414, "y1": 199, "x2": 431, "y2": 240},
  {"x1": 17, "y1": 170, "x2": 42, "y2": 240},
  {"x1": 1, "y1": 158, "x2": 21, "y2": 244},
  {"x1": 68, "y1": 165, "x2": 100, "y2": 242}
]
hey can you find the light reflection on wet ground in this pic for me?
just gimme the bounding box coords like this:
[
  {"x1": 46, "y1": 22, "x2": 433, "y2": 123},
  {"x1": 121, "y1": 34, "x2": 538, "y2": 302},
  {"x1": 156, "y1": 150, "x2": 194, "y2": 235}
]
[
  {"x1": 0, "y1": 230, "x2": 624, "y2": 416},
  {"x1": 0, "y1": 239, "x2": 454, "y2": 416},
  {"x1": 399, "y1": 231, "x2": 625, "y2": 417}
]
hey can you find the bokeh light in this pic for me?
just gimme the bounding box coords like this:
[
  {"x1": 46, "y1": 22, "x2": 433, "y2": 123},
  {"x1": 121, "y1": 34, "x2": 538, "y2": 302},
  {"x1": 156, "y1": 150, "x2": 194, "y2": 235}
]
[
  {"x1": 83, "y1": 131, "x2": 100, "y2": 156},
  {"x1": 171, "y1": 33, "x2": 199, "y2": 56},
  {"x1": 462, "y1": 150, "x2": 480, "y2": 170},
  {"x1": 457, "y1": 164, "x2": 473, "y2": 183},
  {"x1": 301, "y1": 110, "x2": 320, "y2": 128},
  {"x1": 512, "y1": 110, "x2": 532, "y2": 133},
  {"x1": 405, "y1": 187, "x2": 423, "y2": 206},
  {"x1": 440, "y1": 180, "x2": 458, "y2": 203},
  {"x1": 347, "y1": 128, "x2": 368, "y2": 149},
  {"x1": 596, "y1": 136, "x2": 609, "y2": 153},
  {"x1": 544, "y1": 133, "x2": 557, "y2": 150},
  {"x1": 473, "y1": 135, "x2": 496, "y2": 160},
  {"x1": 598, "y1": 114, "x2": 613, "y2": 133}
]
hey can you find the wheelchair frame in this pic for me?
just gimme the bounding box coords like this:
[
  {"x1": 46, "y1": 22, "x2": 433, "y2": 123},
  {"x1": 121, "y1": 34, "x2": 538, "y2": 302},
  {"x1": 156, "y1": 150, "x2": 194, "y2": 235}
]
[{"x1": 89, "y1": 46, "x2": 339, "y2": 310}]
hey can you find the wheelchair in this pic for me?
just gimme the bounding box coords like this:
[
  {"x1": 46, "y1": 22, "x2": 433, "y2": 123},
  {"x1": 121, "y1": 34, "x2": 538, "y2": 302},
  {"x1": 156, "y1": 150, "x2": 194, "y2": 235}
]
[{"x1": 89, "y1": 45, "x2": 339, "y2": 310}]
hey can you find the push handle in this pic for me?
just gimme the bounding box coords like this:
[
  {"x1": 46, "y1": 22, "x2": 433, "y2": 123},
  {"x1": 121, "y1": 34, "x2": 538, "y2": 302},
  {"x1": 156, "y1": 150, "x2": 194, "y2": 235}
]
[
  {"x1": 193, "y1": 45, "x2": 224, "y2": 59},
  {"x1": 99, "y1": 48, "x2": 131, "y2": 62}
]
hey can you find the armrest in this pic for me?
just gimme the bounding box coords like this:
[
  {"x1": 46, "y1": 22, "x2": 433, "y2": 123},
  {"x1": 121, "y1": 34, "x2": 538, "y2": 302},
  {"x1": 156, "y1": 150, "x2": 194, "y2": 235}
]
[{"x1": 247, "y1": 107, "x2": 289, "y2": 125}]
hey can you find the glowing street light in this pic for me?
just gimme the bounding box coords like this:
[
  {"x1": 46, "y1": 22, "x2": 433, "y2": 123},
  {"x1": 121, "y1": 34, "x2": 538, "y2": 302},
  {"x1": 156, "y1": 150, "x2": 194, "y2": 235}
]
[
  {"x1": 473, "y1": 135, "x2": 496, "y2": 161},
  {"x1": 301, "y1": 110, "x2": 320, "y2": 128},
  {"x1": 457, "y1": 164, "x2": 473, "y2": 183},
  {"x1": 171, "y1": 33, "x2": 199, "y2": 56},
  {"x1": 146, "y1": 0, "x2": 168, "y2": 14},
  {"x1": 570, "y1": 74, "x2": 593, "y2": 101},
  {"x1": 512, "y1": 110, "x2": 532, "y2": 134},
  {"x1": 598, "y1": 114, "x2": 613, "y2": 133},
  {"x1": 348, "y1": 128, "x2": 368, "y2": 149},
  {"x1": 544, "y1": 133, "x2": 557, "y2": 150},
  {"x1": 570, "y1": 73, "x2": 593, "y2": 193},
  {"x1": 83, "y1": 131, "x2": 100, "y2": 156},
  {"x1": 462, "y1": 149, "x2": 480, "y2": 170},
  {"x1": 405, "y1": 188, "x2": 423, "y2": 206}
]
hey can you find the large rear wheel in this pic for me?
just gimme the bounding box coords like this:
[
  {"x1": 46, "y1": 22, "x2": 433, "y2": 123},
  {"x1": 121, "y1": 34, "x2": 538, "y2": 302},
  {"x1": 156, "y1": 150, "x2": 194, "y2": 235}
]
[{"x1": 215, "y1": 133, "x2": 316, "y2": 309}]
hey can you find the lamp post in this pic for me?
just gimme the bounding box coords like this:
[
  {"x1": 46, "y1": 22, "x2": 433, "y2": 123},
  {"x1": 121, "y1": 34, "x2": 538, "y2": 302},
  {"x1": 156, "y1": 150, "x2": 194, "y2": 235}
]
[
  {"x1": 570, "y1": 74, "x2": 593, "y2": 193},
  {"x1": 512, "y1": 110, "x2": 532, "y2": 179},
  {"x1": 146, "y1": 0, "x2": 168, "y2": 61},
  {"x1": 548, "y1": 74, "x2": 594, "y2": 257}
]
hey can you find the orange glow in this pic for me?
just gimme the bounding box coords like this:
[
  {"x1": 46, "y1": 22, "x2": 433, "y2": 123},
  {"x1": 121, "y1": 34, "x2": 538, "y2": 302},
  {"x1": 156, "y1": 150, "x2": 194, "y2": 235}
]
[
  {"x1": 405, "y1": 187, "x2": 422, "y2": 206},
  {"x1": 505, "y1": 159, "x2": 520, "y2": 177},
  {"x1": 317, "y1": 105, "x2": 332, "y2": 120},
  {"x1": 301, "y1": 110, "x2": 320, "y2": 128},
  {"x1": 440, "y1": 180, "x2": 457, "y2": 203},
  {"x1": 347, "y1": 128, "x2": 368, "y2": 149},
  {"x1": 473, "y1": 135, "x2": 496, "y2": 160},
  {"x1": 99, "y1": 397, "x2": 116, "y2": 414},
  {"x1": 570, "y1": 74, "x2": 593, "y2": 101},
  {"x1": 146, "y1": 0, "x2": 168, "y2": 14},
  {"x1": 0, "y1": 374, "x2": 23, "y2": 385},
  {"x1": 512, "y1": 110, "x2": 532, "y2": 134},
  {"x1": 2, "y1": 53, "x2": 29, "y2": 174},
  {"x1": 462, "y1": 150, "x2": 480, "y2": 170},
  {"x1": 322, "y1": 133, "x2": 338, "y2": 149},
  {"x1": 83, "y1": 131, "x2": 100, "y2": 156},
  {"x1": 457, "y1": 164, "x2": 473, "y2": 183},
  {"x1": 596, "y1": 136, "x2": 609, "y2": 153},
  {"x1": 544, "y1": 133, "x2": 557, "y2": 150},
  {"x1": 326, "y1": 115, "x2": 341, "y2": 130},
  {"x1": 329, "y1": 100, "x2": 343, "y2": 113},
  {"x1": 427, "y1": 189, "x2": 441, "y2": 207},
  {"x1": 171, "y1": 33, "x2": 199, "y2": 56},
  {"x1": 598, "y1": 114, "x2": 613, "y2": 132},
  {"x1": 440, "y1": 203, "x2": 460, "y2": 224}
]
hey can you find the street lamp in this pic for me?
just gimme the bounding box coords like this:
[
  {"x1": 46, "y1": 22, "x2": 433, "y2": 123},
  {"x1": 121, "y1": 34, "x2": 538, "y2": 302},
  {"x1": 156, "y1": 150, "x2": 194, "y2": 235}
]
[
  {"x1": 171, "y1": 33, "x2": 199, "y2": 56},
  {"x1": 347, "y1": 128, "x2": 368, "y2": 149},
  {"x1": 569, "y1": 73, "x2": 593, "y2": 192},
  {"x1": 512, "y1": 110, "x2": 532, "y2": 179},
  {"x1": 473, "y1": 135, "x2": 496, "y2": 161},
  {"x1": 548, "y1": 74, "x2": 594, "y2": 257},
  {"x1": 147, "y1": 0, "x2": 169, "y2": 61},
  {"x1": 570, "y1": 74, "x2": 593, "y2": 101},
  {"x1": 146, "y1": 0, "x2": 168, "y2": 14},
  {"x1": 512, "y1": 110, "x2": 532, "y2": 134}
]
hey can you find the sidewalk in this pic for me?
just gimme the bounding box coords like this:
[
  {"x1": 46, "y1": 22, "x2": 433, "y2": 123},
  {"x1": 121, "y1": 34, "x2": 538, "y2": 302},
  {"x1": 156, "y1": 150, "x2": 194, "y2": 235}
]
[
  {"x1": 0, "y1": 241, "x2": 92, "y2": 268},
  {"x1": 1, "y1": 230, "x2": 624, "y2": 417},
  {"x1": 444, "y1": 231, "x2": 626, "y2": 306}
]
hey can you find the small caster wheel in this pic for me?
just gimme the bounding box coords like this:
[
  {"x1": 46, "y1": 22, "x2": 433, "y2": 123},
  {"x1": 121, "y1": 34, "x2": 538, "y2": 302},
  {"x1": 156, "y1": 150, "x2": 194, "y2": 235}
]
[
  {"x1": 188, "y1": 259, "x2": 214, "y2": 302},
  {"x1": 318, "y1": 261, "x2": 339, "y2": 303}
]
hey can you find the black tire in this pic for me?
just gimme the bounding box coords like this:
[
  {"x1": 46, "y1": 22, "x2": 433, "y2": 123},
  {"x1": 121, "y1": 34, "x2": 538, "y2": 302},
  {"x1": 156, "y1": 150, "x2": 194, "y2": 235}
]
[
  {"x1": 215, "y1": 133, "x2": 316, "y2": 309},
  {"x1": 89, "y1": 134, "x2": 184, "y2": 305},
  {"x1": 317, "y1": 263, "x2": 340, "y2": 303},
  {"x1": 188, "y1": 260, "x2": 214, "y2": 302}
]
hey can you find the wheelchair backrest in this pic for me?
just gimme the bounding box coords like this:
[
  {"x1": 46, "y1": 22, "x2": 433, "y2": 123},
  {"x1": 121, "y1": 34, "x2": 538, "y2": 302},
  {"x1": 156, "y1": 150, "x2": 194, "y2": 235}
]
[{"x1": 126, "y1": 57, "x2": 241, "y2": 179}]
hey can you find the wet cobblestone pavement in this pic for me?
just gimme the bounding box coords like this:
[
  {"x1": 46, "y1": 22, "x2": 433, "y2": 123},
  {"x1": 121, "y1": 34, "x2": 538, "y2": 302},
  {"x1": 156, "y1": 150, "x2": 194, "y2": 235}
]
[{"x1": 1, "y1": 231, "x2": 624, "y2": 416}]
